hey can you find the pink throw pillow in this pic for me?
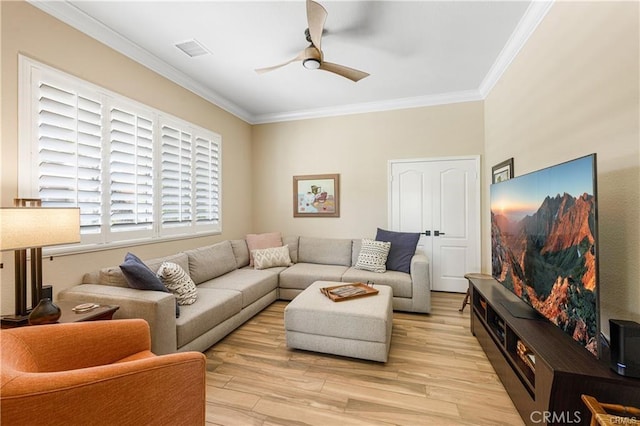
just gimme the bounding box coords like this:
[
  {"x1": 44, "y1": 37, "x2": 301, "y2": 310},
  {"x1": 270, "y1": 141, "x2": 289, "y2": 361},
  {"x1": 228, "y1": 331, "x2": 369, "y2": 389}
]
[{"x1": 246, "y1": 232, "x2": 283, "y2": 266}]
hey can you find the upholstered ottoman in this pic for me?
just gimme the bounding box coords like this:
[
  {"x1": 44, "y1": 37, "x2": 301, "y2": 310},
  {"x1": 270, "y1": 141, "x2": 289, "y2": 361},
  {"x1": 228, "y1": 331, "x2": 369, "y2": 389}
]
[{"x1": 284, "y1": 281, "x2": 393, "y2": 362}]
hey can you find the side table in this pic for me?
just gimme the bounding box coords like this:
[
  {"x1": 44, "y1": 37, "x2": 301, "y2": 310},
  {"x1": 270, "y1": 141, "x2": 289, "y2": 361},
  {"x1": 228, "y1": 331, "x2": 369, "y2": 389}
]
[
  {"x1": 1, "y1": 300, "x2": 119, "y2": 328},
  {"x1": 56, "y1": 300, "x2": 119, "y2": 323},
  {"x1": 460, "y1": 273, "x2": 493, "y2": 312}
]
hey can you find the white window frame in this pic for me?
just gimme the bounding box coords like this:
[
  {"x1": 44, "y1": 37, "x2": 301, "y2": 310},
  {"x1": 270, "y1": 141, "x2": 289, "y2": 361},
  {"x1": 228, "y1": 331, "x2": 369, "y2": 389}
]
[{"x1": 18, "y1": 55, "x2": 222, "y2": 254}]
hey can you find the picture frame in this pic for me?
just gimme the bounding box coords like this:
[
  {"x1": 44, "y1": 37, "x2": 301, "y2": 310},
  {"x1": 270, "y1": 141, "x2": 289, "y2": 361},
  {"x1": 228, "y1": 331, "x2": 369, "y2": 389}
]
[
  {"x1": 492, "y1": 158, "x2": 514, "y2": 184},
  {"x1": 293, "y1": 174, "x2": 340, "y2": 217}
]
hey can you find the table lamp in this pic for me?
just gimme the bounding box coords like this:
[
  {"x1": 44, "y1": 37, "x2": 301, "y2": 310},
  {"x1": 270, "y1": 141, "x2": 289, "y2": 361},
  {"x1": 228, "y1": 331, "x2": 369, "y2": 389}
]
[{"x1": 0, "y1": 200, "x2": 80, "y2": 326}]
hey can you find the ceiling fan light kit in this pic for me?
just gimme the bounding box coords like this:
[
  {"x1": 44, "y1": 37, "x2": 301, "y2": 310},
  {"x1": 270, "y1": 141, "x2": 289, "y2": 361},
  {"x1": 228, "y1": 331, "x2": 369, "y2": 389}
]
[
  {"x1": 256, "y1": 0, "x2": 369, "y2": 82},
  {"x1": 303, "y1": 59, "x2": 321, "y2": 70}
]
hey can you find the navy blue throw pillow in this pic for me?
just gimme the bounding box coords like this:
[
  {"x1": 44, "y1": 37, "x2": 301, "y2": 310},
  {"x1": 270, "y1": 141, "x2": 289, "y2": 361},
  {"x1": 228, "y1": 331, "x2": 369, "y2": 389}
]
[
  {"x1": 375, "y1": 228, "x2": 420, "y2": 274},
  {"x1": 120, "y1": 252, "x2": 180, "y2": 318}
]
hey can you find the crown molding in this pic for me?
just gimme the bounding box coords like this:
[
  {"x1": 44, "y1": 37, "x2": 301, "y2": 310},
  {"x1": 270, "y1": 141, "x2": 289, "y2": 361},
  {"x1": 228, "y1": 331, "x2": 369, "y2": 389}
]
[
  {"x1": 251, "y1": 90, "x2": 484, "y2": 124},
  {"x1": 479, "y1": 0, "x2": 554, "y2": 97},
  {"x1": 27, "y1": 0, "x2": 254, "y2": 123},
  {"x1": 28, "y1": 0, "x2": 553, "y2": 125}
]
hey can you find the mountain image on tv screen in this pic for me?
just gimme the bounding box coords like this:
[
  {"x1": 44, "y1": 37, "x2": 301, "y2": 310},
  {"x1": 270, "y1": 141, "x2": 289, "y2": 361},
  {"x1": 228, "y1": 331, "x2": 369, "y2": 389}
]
[{"x1": 491, "y1": 155, "x2": 598, "y2": 356}]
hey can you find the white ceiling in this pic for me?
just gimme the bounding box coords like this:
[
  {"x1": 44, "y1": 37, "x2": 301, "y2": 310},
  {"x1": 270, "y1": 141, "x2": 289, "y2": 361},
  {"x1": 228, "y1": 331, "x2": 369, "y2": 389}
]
[{"x1": 31, "y1": 1, "x2": 553, "y2": 124}]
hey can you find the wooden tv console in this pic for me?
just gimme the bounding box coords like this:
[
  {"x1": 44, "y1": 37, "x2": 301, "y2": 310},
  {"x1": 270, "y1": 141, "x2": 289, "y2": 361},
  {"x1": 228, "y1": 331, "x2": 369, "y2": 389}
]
[{"x1": 467, "y1": 275, "x2": 640, "y2": 426}]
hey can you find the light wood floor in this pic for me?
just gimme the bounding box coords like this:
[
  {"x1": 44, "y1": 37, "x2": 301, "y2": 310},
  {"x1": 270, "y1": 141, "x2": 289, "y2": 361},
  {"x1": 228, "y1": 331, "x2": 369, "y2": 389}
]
[{"x1": 204, "y1": 292, "x2": 524, "y2": 425}]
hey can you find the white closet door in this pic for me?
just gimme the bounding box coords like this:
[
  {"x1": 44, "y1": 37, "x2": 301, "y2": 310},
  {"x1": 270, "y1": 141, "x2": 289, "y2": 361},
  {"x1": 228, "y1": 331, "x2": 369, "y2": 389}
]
[{"x1": 390, "y1": 157, "x2": 480, "y2": 293}]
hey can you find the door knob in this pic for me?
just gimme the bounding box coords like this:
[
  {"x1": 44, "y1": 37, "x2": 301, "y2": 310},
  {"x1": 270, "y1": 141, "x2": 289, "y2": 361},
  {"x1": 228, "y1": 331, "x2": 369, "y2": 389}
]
[
  {"x1": 423, "y1": 230, "x2": 431, "y2": 236},
  {"x1": 434, "y1": 230, "x2": 445, "y2": 236}
]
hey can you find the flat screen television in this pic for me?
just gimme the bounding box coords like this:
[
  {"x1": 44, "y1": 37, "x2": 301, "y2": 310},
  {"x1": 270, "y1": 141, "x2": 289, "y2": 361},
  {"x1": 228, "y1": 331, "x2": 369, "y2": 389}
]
[{"x1": 490, "y1": 154, "x2": 599, "y2": 357}]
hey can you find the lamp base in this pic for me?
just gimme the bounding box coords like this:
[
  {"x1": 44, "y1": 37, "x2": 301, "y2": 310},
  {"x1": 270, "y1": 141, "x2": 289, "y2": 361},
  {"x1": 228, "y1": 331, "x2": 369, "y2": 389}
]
[{"x1": 1, "y1": 314, "x2": 30, "y2": 328}]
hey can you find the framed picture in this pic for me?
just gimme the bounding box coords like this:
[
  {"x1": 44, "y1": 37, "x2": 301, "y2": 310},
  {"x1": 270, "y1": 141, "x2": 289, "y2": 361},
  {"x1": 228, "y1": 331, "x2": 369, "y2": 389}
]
[
  {"x1": 293, "y1": 174, "x2": 340, "y2": 217},
  {"x1": 492, "y1": 158, "x2": 514, "y2": 184}
]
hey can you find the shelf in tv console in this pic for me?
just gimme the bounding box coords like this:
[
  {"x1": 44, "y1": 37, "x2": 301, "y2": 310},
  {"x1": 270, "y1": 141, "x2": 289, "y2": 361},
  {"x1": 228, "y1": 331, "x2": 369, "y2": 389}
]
[{"x1": 467, "y1": 275, "x2": 640, "y2": 426}]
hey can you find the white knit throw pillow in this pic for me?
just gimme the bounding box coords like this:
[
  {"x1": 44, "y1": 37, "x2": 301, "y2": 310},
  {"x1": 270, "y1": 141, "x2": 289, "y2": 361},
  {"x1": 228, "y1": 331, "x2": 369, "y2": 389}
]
[
  {"x1": 355, "y1": 239, "x2": 391, "y2": 273},
  {"x1": 157, "y1": 261, "x2": 198, "y2": 305},
  {"x1": 251, "y1": 245, "x2": 293, "y2": 270}
]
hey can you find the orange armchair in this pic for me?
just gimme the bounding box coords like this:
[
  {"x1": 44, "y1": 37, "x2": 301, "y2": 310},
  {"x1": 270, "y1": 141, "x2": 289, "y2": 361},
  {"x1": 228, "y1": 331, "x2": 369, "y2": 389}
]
[{"x1": 1, "y1": 319, "x2": 206, "y2": 425}]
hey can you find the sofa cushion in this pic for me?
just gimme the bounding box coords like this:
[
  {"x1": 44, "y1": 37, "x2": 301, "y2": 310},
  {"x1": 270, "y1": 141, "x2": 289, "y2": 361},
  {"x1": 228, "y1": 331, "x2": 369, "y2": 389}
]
[
  {"x1": 199, "y1": 268, "x2": 278, "y2": 308},
  {"x1": 342, "y1": 267, "x2": 413, "y2": 298},
  {"x1": 157, "y1": 262, "x2": 198, "y2": 305},
  {"x1": 185, "y1": 241, "x2": 237, "y2": 285},
  {"x1": 252, "y1": 245, "x2": 293, "y2": 270},
  {"x1": 230, "y1": 239, "x2": 250, "y2": 268},
  {"x1": 145, "y1": 253, "x2": 190, "y2": 275},
  {"x1": 354, "y1": 239, "x2": 391, "y2": 273},
  {"x1": 297, "y1": 237, "x2": 352, "y2": 266},
  {"x1": 246, "y1": 232, "x2": 282, "y2": 266},
  {"x1": 175, "y1": 288, "x2": 242, "y2": 348},
  {"x1": 351, "y1": 239, "x2": 362, "y2": 267},
  {"x1": 97, "y1": 267, "x2": 129, "y2": 287},
  {"x1": 279, "y1": 263, "x2": 349, "y2": 290},
  {"x1": 376, "y1": 228, "x2": 420, "y2": 274},
  {"x1": 282, "y1": 235, "x2": 299, "y2": 263}
]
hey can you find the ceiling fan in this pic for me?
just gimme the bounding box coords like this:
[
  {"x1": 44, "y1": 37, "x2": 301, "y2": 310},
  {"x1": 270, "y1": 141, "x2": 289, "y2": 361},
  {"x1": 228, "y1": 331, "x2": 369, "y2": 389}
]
[{"x1": 255, "y1": 0, "x2": 369, "y2": 82}]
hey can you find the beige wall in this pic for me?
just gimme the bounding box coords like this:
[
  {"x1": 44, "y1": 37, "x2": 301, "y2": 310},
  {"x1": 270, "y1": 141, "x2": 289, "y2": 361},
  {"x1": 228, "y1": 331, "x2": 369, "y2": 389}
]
[
  {"x1": 251, "y1": 102, "x2": 485, "y2": 238},
  {"x1": 484, "y1": 1, "x2": 640, "y2": 332},
  {"x1": 0, "y1": 1, "x2": 253, "y2": 313}
]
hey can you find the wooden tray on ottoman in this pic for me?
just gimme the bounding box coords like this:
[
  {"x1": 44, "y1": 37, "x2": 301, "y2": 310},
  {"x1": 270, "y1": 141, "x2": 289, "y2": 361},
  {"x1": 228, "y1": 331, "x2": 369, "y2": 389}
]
[{"x1": 320, "y1": 283, "x2": 379, "y2": 302}]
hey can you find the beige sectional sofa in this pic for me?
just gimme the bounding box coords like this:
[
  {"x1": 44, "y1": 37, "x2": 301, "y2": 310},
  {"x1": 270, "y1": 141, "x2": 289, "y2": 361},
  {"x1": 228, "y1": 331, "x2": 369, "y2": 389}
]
[{"x1": 59, "y1": 236, "x2": 430, "y2": 355}]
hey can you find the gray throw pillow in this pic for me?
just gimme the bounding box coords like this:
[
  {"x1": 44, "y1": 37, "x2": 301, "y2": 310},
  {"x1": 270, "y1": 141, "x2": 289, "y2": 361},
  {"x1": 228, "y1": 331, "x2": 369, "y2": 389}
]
[
  {"x1": 120, "y1": 252, "x2": 180, "y2": 317},
  {"x1": 376, "y1": 228, "x2": 420, "y2": 274},
  {"x1": 120, "y1": 252, "x2": 167, "y2": 291}
]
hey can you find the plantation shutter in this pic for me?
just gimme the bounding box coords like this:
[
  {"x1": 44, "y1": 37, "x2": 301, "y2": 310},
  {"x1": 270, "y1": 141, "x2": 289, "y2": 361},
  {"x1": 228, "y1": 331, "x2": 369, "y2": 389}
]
[
  {"x1": 161, "y1": 124, "x2": 193, "y2": 226},
  {"x1": 37, "y1": 81, "x2": 103, "y2": 234},
  {"x1": 22, "y1": 56, "x2": 222, "y2": 251},
  {"x1": 194, "y1": 135, "x2": 220, "y2": 224},
  {"x1": 109, "y1": 107, "x2": 154, "y2": 232}
]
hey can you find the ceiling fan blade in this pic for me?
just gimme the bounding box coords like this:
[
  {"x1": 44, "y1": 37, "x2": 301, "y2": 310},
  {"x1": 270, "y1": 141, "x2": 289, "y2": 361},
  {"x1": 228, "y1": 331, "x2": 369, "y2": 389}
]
[
  {"x1": 318, "y1": 62, "x2": 369, "y2": 82},
  {"x1": 306, "y1": 0, "x2": 327, "y2": 50},
  {"x1": 255, "y1": 50, "x2": 306, "y2": 74}
]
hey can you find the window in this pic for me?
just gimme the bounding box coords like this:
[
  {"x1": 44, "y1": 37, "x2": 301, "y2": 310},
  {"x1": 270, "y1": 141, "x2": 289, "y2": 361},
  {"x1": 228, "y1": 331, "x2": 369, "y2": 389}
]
[{"x1": 19, "y1": 56, "x2": 221, "y2": 252}]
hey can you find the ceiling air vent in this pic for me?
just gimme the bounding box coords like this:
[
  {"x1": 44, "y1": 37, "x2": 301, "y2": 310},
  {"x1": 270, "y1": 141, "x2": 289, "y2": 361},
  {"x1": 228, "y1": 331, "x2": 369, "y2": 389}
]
[{"x1": 175, "y1": 39, "x2": 210, "y2": 58}]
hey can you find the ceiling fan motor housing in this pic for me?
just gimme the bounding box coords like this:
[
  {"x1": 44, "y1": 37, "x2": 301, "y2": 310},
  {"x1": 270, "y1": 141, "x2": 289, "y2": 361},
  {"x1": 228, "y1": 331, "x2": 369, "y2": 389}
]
[{"x1": 303, "y1": 46, "x2": 322, "y2": 69}]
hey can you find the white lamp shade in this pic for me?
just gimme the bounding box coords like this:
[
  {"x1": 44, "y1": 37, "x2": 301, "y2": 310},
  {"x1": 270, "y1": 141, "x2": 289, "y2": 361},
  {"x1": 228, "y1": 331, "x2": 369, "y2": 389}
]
[{"x1": 0, "y1": 207, "x2": 81, "y2": 250}]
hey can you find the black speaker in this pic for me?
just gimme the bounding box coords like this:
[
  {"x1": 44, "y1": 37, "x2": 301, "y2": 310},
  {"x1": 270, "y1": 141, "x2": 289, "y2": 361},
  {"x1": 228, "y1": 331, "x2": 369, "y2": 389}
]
[{"x1": 609, "y1": 319, "x2": 640, "y2": 378}]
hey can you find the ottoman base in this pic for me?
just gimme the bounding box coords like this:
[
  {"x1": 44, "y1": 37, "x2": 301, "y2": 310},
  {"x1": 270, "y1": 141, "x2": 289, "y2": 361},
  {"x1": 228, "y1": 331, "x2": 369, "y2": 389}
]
[
  {"x1": 286, "y1": 331, "x2": 390, "y2": 362},
  {"x1": 284, "y1": 281, "x2": 393, "y2": 362}
]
